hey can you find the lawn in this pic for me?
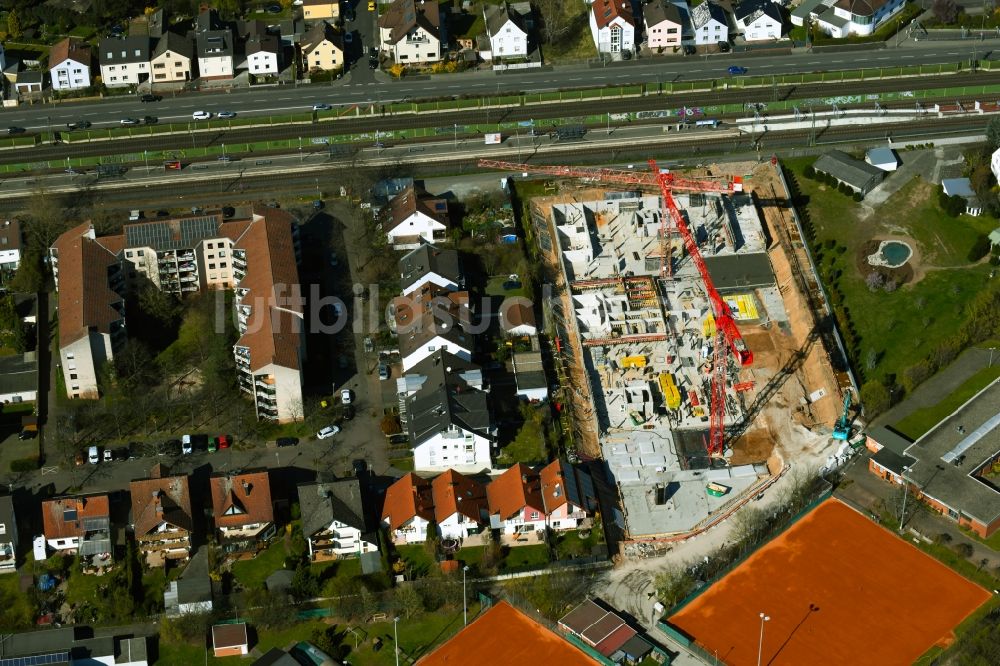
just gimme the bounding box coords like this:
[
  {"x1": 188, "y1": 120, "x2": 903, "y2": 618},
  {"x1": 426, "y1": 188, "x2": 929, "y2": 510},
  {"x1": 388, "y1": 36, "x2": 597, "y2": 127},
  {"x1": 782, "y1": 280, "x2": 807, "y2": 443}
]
[
  {"x1": 541, "y1": 13, "x2": 597, "y2": 63},
  {"x1": 157, "y1": 619, "x2": 331, "y2": 665},
  {"x1": 346, "y1": 602, "x2": 480, "y2": 664},
  {"x1": 231, "y1": 539, "x2": 290, "y2": 590},
  {"x1": 0, "y1": 572, "x2": 34, "y2": 630},
  {"x1": 396, "y1": 544, "x2": 436, "y2": 577},
  {"x1": 501, "y1": 543, "x2": 550, "y2": 571},
  {"x1": 894, "y1": 364, "x2": 1000, "y2": 439},
  {"x1": 486, "y1": 274, "x2": 530, "y2": 298},
  {"x1": 455, "y1": 545, "x2": 485, "y2": 571},
  {"x1": 784, "y1": 157, "x2": 996, "y2": 388},
  {"x1": 553, "y1": 524, "x2": 604, "y2": 560}
]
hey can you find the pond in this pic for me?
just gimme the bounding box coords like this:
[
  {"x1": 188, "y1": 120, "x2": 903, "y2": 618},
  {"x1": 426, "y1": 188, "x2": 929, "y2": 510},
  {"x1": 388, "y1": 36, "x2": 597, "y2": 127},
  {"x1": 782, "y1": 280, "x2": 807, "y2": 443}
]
[{"x1": 867, "y1": 240, "x2": 912, "y2": 268}]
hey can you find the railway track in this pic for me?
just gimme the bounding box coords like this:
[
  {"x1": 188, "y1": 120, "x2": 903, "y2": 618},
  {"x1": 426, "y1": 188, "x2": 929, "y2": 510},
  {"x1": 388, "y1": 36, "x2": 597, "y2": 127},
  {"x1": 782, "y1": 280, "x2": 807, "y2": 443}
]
[
  {"x1": 2, "y1": 71, "x2": 998, "y2": 166},
  {"x1": 0, "y1": 112, "x2": 986, "y2": 214}
]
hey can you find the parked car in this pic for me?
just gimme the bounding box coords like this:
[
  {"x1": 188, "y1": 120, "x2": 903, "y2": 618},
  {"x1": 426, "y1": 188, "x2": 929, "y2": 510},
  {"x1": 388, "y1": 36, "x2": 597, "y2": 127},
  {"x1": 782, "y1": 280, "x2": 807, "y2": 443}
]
[
  {"x1": 369, "y1": 58, "x2": 378, "y2": 69},
  {"x1": 344, "y1": 32, "x2": 353, "y2": 43},
  {"x1": 140, "y1": 94, "x2": 162, "y2": 102},
  {"x1": 276, "y1": 437, "x2": 299, "y2": 447},
  {"x1": 216, "y1": 435, "x2": 230, "y2": 450},
  {"x1": 312, "y1": 103, "x2": 332, "y2": 111},
  {"x1": 88, "y1": 446, "x2": 100, "y2": 464},
  {"x1": 352, "y1": 459, "x2": 367, "y2": 476},
  {"x1": 181, "y1": 434, "x2": 192, "y2": 454},
  {"x1": 102, "y1": 449, "x2": 114, "y2": 463},
  {"x1": 208, "y1": 437, "x2": 217, "y2": 453},
  {"x1": 317, "y1": 425, "x2": 340, "y2": 439},
  {"x1": 388, "y1": 434, "x2": 409, "y2": 445},
  {"x1": 112, "y1": 447, "x2": 131, "y2": 461},
  {"x1": 192, "y1": 110, "x2": 212, "y2": 120},
  {"x1": 120, "y1": 117, "x2": 141, "y2": 125},
  {"x1": 341, "y1": 388, "x2": 352, "y2": 404},
  {"x1": 129, "y1": 210, "x2": 143, "y2": 221},
  {"x1": 342, "y1": 405, "x2": 355, "y2": 421},
  {"x1": 367, "y1": 0, "x2": 375, "y2": 10},
  {"x1": 378, "y1": 363, "x2": 390, "y2": 380},
  {"x1": 727, "y1": 65, "x2": 747, "y2": 75},
  {"x1": 364, "y1": 337, "x2": 374, "y2": 353},
  {"x1": 718, "y1": 41, "x2": 731, "y2": 53},
  {"x1": 218, "y1": 111, "x2": 237, "y2": 119}
]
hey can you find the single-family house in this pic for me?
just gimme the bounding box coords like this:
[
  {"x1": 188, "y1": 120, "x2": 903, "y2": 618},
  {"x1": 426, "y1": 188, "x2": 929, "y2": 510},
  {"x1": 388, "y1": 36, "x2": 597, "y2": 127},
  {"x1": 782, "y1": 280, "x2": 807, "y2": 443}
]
[
  {"x1": 690, "y1": 2, "x2": 729, "y2": 45},
  {"x1": 539, "y1": 459, "x2": 595, "y2": 531},
  {"x1": 14, "y1": 71, "x2": 43, "y2": 94},
  {"x1": 49, "y1": 38, "x2": 91, "y2": 91},
  {"x1": 793, "y1": 0, "x2": 905, "y2": 38},
  {"x1": 942, "y1": 178, "x2": 983, "y2": 216},
  {"x1": 432, "y1": 469, "x2": 489, "y2": 540},
  {"x1": 0, "y1": 494, "x2": 17, "y2": 573},
  {"x1": 865, "y1": 147, "x2": 899, "y2": 172},
  {"x1": 511, "y1": 351, "x2": 548, "y2": 402},
  {"x1": 212, "y1": 624, "x2": 250, "y2": 658},
  {"x1": 164, "y1": 546, "x2": 212, "y2": 616},
  {"x1": 302, "y1": 0, "x2": 341, "y2": 21},
  {"x1": 298, "y1": 479, "x2": 378, "y2": 561},
  {"x1": 99, "y1": 36, "x2": 152, "y2": 87},
  {"x1": 242, "y1": 20, "x2": 282, "y2": 76},
  {"x1": 480, "y1": 2, "x2": 531, "y2": 61},
  {"x1": 151, "y1": 32, "x2": 195, "y2": 83},
  {"x1": 196, "y1": 10, "x2": 235, "y2": 80},
  {"x1": 40, "y1": 494, "x2": 112, "y2": 568},
  {"x1": 398, "y1": 244, "x2": 464, "y2": 293},
  {"x1": 130, "y1": 464, "x2": 193, "y2": 566},
  {"x1": 0, "y1": 219, "x2": 23, "y2": 274},
  {"x1": 381, "y1": 472, "x2": 435, "y2": 543},
  {"x1": 385, "y1": 185, "x2": 449, "y2": 249},
  {"x1": 813, "y1": 150, "x2": 884, "y2": 195},
  {"x1": 210, "y1": 471, "x2": 275, "y2": 552},
  {"x1": 500, "y1": 298, "x2": 537, "y2": 337},
  {"x1": 735, "y1": 0, "x2": 784, "y2": 41},
  {"x1": 644, "y1": 0, "x2": 684, "y2": 50},
  {"x1": 394, "y1": 286, "x2": 475, "y2": 370},
  {"x1": 397, "y1": 349, "x2": 484, "y2": 425},
  {"x1": 487, "y1": 464, "x2": 547, "y2": 535},
  {"x1": 300, "y1": 21, "x2": 344, "y2": 72},
  {"x1": 379, "y1": 0, "x2": 443, "y2": 64},
  {"x1": 589, "y1": 0, "x2": 637, "y2": 56}
]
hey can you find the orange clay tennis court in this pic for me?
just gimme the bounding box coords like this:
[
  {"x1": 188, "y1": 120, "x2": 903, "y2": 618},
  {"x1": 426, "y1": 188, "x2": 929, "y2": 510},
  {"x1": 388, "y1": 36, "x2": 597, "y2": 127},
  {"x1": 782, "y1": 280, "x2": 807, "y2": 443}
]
[{"x1": 668, "y1": 498, "x2": 990, "y2": 665}]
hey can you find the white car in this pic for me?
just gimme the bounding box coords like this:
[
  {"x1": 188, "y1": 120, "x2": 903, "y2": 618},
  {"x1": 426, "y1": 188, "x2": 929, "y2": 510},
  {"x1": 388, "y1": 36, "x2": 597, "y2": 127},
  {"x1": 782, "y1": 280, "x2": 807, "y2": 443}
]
[
  {"x1": 88, "y1": 446, "x2": 100, "y2": 464},
  {"x1": 181, "y1": 434, "x2": 192, "y2": 455},
  {"x1": 218, "y1": 111, "x2": 237, "y2": 119},
  {"x1": 317, "y1": 425, "x2": 341, "y2": 439},
  {"x1": 192, "y1": 111, "x2": 212, "y2": 120},
  {"x1": 312, "y1": 103, "x2": 332, "y2": 111},
  {"x1": 341, "y1": 389, "x2": 352, "y2": 405}
]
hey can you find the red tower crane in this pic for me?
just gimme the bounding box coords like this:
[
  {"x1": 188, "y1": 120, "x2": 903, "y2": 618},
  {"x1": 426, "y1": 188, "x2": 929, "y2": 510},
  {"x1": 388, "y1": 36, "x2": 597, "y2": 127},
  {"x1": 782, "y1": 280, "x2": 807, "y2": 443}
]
[{"x1": 479, "y1": 159, "x2": 753, "y2": 455}]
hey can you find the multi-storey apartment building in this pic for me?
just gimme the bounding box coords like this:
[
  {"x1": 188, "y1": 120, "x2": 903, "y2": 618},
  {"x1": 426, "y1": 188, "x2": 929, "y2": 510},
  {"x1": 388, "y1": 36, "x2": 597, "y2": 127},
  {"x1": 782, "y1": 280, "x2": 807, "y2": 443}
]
[{"x1": 50, "y1": 209, "x2": 305, "y2": 422}]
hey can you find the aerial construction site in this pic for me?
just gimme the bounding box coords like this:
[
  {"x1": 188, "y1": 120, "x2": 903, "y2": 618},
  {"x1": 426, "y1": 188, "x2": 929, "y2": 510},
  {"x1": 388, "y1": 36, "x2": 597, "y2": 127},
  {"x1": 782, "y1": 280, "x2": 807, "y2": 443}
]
[{"x1": 489, "y1": 159, "x2": 852, "y2": 553}]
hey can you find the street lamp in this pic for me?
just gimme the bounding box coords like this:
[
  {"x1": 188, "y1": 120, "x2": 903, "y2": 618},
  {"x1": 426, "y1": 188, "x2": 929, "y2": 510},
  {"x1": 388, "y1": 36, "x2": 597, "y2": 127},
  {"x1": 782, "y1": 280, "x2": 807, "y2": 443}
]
[
  {"x1": 222, "y1": 143, "x2": 226, "y2": 161},
  {"x1": 899, "y1": 465, "x2": 912, "y2": 533},
  {"x1": 393, "y1": 616, "x2": 400, "y2": 666},
  {"x1": 143, "y1": 149, "x2": 149, "y2": 173},
  {"x1": 453, "y1": 123, "x2": 459, "y2": 151},
  {"x1": 756, "y1": 613, "x2": 770, "y2": 666},
  {"x1": 463, "y1": 565, "x2": 470, "y2": 625}
]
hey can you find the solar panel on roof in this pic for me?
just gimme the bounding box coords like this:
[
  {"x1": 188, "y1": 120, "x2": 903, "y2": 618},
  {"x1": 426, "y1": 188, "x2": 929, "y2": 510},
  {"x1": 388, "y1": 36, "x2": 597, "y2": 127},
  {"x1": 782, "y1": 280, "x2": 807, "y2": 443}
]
[{"x1": 0, "y1": 653, "x2": 71, "y2": 666}]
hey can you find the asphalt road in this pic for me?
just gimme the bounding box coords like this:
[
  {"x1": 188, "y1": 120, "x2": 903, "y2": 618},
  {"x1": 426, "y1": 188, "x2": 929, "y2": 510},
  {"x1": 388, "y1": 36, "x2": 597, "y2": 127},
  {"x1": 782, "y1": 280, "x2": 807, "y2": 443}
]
[{"x1": 0, "y1": 38, "x2": 994, "y2": 133}]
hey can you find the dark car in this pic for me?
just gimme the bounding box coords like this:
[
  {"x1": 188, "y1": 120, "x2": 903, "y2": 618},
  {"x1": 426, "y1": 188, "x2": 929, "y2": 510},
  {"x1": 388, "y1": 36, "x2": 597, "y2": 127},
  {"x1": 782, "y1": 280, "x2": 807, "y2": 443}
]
[
  {"x1": 727, "y1": 65, "x2": 747, "y2": 76},
  {"x1": 718, "y1": 41, "x2": 731, "y2": 53},
  {"x1": 342, "y1": 405, "x2": 355, "y2": 421},
  {"x1": 276, "y1": 437, "x2": 299, "y2": 447},
  {"x1": 18, "y1": 429, "x2": 37, "y2": 440},
  {"x1": 66, "y1": 121, "x2": 92, "y2": 131},
  {"x1": 369, "y1": 58, "x2": 378, "y2": 69},
  {"x1": 143, "y1": 115, "x2": 158, "y2": 125},
  {"x1": 352, "y1": 459, "x2": 367, "y2": 476},
  {"x1": 267, "y1": 3, "x2": 282, "y2": 12},
  {"x1": 7, "y1": 127, "x2": 25, "y2": 135},
  {"x1": 140, "y1": 94, "x2": 162, "y2": 102}
]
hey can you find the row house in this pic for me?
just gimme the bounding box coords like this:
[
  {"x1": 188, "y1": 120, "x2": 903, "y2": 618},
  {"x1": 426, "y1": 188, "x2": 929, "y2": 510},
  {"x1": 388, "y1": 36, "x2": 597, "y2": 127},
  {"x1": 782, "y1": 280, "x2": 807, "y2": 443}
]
[
  {"x1": 130, "y1": 465, "x2": 193, "y2": 567},
  {"x1": 298, "y1": 479, "x2": 377, "y2": 561},
  {"x1": 300, "y1": 21, "x2": 345, "y2": 73},
  {"x1": 98, "y1": 35, "x2": 152, "y2": 87},
  {"x1": 151, "y1": 31, "x2": 195, "y2": 83},
  {"x1": 196, "y1": 9, "x2": 236, "y2": 80},
  {"x1": 382, "y1": 469, "x2": 489, "y2": 544},
  {"x1": 539, "y1": 459, "x2": 597, "y2": 531},
  {"x1": 0, "y1": 495, "x2": 17, "y2": 574},
  {"x1": 210, "y1": 470, "x2": 275, "y2": 553},
  {"x1": 393, "y1": 284, "x2": 475, "y2": 370},
  {"x1": 487, "y1": 464, "x2": 547, "y2": 536},
  {"x1": 50, "y1": 223, "x2": 127, "y2": 399},
  {"x1": 40, "y1": 494, "x2": 112, "y2": 571},
  {"x1": 384, "y1": 185, "x2": 450, "y2": 250},
  {"x1": 379, "y1": 0, "x2": 443, "y2": 64},
  {"x1": 49, "y1": 38, "x2": 92, "y2": 91}
]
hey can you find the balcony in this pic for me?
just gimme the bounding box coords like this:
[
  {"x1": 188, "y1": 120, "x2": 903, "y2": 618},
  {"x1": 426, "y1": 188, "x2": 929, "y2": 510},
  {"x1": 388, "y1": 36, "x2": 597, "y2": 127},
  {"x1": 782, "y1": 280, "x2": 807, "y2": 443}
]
[
  {"x1": 180, "y1": 274, "x2": 197, "y2": 283},
  {"x1": 178, "y1": 262, "x2": 196, "y2": 271},
  {"x1": 181, "y1": 285, "x2": 198, "y2": 293},
  {"x1": 178, "y1": 251, "x2": 195, "y2": 261}
]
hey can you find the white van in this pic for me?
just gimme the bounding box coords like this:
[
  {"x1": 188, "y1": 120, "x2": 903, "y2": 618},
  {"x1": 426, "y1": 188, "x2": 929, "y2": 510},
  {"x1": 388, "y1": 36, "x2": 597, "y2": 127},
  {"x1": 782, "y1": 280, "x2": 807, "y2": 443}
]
[
  {"x1": 88, "y1": 446, "x2": 99, "y2": 464},
  {"x1": 181, "y1": 435, "x2": 192, "y2": 455}
]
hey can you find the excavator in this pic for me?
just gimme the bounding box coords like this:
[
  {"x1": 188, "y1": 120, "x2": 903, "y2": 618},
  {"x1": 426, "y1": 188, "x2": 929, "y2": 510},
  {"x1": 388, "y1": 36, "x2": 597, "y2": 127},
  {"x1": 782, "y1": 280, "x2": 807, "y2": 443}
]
[{"x1": 832, "y1": 389, "x2": 852, "y2": 441}]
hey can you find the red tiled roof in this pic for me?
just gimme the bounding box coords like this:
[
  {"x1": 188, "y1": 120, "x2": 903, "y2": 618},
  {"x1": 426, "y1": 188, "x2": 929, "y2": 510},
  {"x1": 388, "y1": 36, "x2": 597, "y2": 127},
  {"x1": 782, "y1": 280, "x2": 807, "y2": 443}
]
[
  {"x1": 51, "y1": 222, "x2": 123, "y2": 347},
  {"x1": 486, "y1": 464, "x2": 544, "y2": 520},
  {"x1": 49, "y1": 37, "x2": 91, "y2": 68},
  {"x1": 431, "y1": 469, "x2": 487, "y2": 524},
  {"x1": 500, "y1": 298, "x2": 536, "y2": 333},
  {"x1": 386, "y1": 185, "x2": 449, "y2": 233},
  {"x1": 130, "y1": 473, "x2": 192, "y2": 536},
  {"x1": 41, "y1": 494, "x2": 109, "y2": 540},
  {"x1": 593, "y1": 0, "x2": 635, "y2": 29},
  {"x1": 382, "y1": 472, "x2": 434, "y2": 530},
  {"x1": 210, "y1": 471, "x2": 273, "y2": 529},
  {"x1": 212, "y1": 623, "x2": 248, "y2": 649},
  {"x1": 539, "y1": 460, "x2": 570, "y2": 512},
  {"x1": 231, "y1": 208, "x2": 303, "y2": 372}
]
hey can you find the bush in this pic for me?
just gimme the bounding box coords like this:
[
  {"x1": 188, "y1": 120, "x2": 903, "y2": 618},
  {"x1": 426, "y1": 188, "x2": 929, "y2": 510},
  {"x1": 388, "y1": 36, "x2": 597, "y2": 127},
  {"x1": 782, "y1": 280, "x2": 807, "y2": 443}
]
[
  {"x1": 853, "y1": 192, "x2": 863, "y2": 202},
  {"x1": 953, "y1": 542, "x2": 974, "y2": 558},
  {"x1": 968, "y1": 234, "x2": 991, "y2": 262},
  {"x1": 10, "y1": 457, "x2": 37, "y2": 472},
  {"x1": 803, "y1": 165, "x2": 815, "y2": 178}
]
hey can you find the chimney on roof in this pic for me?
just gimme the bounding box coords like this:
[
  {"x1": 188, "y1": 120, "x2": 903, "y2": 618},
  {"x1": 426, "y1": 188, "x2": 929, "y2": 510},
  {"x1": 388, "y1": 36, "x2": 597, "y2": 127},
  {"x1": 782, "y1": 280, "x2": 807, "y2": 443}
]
[{"x1": 242, "y1": 481, "x2": 251, "y2": 495}]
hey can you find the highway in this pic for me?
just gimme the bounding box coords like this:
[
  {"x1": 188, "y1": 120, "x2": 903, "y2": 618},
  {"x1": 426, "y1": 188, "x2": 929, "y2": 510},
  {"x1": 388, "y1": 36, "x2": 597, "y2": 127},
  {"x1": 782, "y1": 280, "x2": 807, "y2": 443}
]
[{"x1": 0, "y1": 36, "x2": 995, "y2": 133}]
